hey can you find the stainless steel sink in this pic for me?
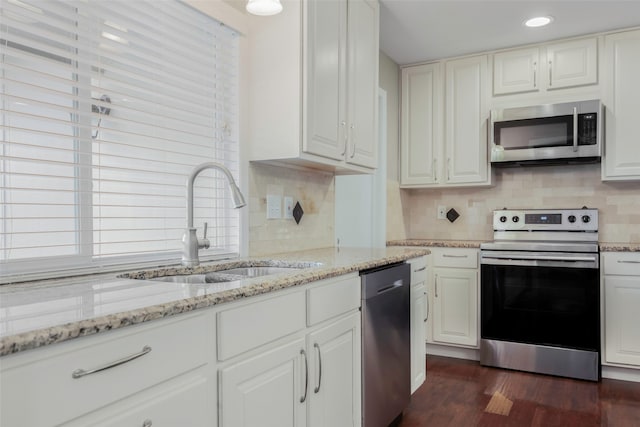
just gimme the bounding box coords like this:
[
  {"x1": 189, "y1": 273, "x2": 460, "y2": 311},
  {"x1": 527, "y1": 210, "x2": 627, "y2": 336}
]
[
  {"x1": 213, "y1": 266, "x2": 303, "y2": 277},
  {"x1": 128, "y1": 262, "x2": 321, "y2": 285}
]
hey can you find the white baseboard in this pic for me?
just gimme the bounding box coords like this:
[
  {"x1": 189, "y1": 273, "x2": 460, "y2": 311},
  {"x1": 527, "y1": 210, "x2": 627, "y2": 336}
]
[
  {"x1": 602, "y1": 365, "x2": 640, "y2": 383},
  {"x1": 426, "y1": 343, "x2": 479, "y2": 361}
]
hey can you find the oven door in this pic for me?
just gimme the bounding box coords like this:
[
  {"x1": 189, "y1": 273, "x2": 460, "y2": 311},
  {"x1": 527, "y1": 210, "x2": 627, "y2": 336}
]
[{"x1": 480, "y1": 251, "x2": 600, "y2": 352}]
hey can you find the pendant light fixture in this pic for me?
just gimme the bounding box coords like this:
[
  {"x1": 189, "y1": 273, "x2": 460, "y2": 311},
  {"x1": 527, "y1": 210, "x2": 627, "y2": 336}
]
[{"x1": 246, "y1": 0, "x2": 283, "y2": 16}]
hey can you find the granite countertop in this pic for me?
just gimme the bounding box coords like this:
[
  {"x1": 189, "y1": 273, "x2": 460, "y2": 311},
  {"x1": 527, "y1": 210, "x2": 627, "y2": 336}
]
[
  {"x1": 599, "y1": 243, "x2": 640, "y2": 252},
  {"x1": 387, "y1": 239, "x2": 486, "y2": 249},
  {"x1": 389, "y1": 239, "x2": 640, "y2": 252},
  {"x1": 0, "y1": 246, "x2": 429, "y2": 357}
]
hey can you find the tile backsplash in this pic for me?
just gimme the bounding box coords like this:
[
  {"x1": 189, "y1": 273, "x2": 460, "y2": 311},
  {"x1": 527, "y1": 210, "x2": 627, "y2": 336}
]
[
  {"x1": 396, "y1": 164, "x2": 640, "y2": 243},
  {"x1": 248, "y1": 163, "x2": 335, "y2": 256}
]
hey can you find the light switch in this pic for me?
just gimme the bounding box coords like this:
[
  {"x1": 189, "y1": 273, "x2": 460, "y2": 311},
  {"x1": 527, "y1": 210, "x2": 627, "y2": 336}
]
[{"x1": 266, "y1": 194, "x2": 282, "y2": 219}]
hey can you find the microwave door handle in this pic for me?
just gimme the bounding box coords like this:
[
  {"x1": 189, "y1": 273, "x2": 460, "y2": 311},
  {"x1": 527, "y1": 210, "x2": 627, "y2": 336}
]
[{"x1": 573, "y1": 107, "x2": 578, "y2": 152}]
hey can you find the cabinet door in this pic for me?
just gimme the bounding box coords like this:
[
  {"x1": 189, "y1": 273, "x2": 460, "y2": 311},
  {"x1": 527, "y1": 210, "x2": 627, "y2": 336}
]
[
  {"x1": 304, "y1": 0, "x2": 347, "y2": 161},
  {"x1": 400, "y1": 63, "x2": 442, "y2": 186},
  {"x1": 410, "y1": 283, "x2": 427, "y2": 393},
  {"x1": 219, "y1": 337, "x2": 307, "y2": 427},
  {"x1": 432, "y1": 268, "x2": 478, "y2": 347},
  {"x1": 308, "y1": 313, "x2": 361, "y2": 427},
  {"x1": 546, "y1": 38, "x2": 598, "y2": 89},
  {"x1": 605, "y1": 275, "x2": 640, "y2": 367},
  {"x1": 444, "y1": 55, "x2": 489, "y2": 185},
  {"x1": 346, "y1": 0, "x2": 379, "y2": 169},
  {"x1": 493, "y1": 47, "x2": 539, "y2": 95},
  {"x1": 603, "y1": 29, "x2": 640, "y2": 180}
]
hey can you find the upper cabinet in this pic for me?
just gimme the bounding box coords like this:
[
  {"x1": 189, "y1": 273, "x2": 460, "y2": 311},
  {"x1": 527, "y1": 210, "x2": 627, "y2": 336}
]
[
  {"x1": 602, "y1": 29, "x2": 640, "y2": 180},
  {"x1": 400, "y1": 56, "x2": 490, "y2": 188},
  {"x1": 492, "y1": 37, "x2": 598, "y2": 97},
  {"x1": 249, "y1": 0, "x2": 379, "y2": 174}
]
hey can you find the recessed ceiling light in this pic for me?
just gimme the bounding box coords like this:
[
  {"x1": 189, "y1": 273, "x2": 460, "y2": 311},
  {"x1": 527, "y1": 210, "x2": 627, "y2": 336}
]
[{"x1": 525, "y1": 16, "x2": 553, "y2": 28}]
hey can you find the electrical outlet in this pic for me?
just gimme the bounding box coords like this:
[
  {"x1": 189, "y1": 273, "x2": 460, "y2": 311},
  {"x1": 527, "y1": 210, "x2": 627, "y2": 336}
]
[
  {"x1": 284, "y1": 196, "x2": 294, "y2": 219},
  {"x1": 266, "y1": 194, "x2": 282, "y2": 219},
  {"x1": 437, "y1": 205, "x2": 447, "y2": 220}
]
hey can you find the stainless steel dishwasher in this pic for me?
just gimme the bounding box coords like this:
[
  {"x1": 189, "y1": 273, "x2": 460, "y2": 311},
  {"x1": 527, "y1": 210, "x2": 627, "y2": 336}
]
[{"x1": 361, "y1": 262, "x2": 411, "y2": 427}]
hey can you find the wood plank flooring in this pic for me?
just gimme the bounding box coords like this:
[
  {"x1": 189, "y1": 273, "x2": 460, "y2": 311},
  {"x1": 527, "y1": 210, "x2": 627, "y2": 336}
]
[{"x1": 398, "y1": 355, "x2": 640, "y2": 427}]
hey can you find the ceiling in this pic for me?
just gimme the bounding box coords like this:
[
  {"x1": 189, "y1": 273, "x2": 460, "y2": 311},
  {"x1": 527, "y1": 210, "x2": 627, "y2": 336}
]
[{"x1": 379, "y1": 0, "x2": 640, "y2": 65}]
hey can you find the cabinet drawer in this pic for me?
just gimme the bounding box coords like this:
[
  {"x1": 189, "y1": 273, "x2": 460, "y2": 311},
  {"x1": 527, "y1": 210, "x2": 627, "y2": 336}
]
[
  {"x1": 409, "y1": 256, "x2": 428, "y2": 284},
  {"x1": 603, "y1": 252, "x2": 640, "y2": 276},
  {"x1": 67, "y1": 372, "x2": 213, "y2": 427},
  {"x1": 307, "y1": 274, "x2": 360, "y2": 326},
  {"x1": 1, "y1": 313, "x2": 209, "y2": 427},
  {"x1": 217, "y1": 290, "x2": 306, "y2": 361},
  {"x1": 431, "y1": 248, "x2": 478, "y2": 269}
]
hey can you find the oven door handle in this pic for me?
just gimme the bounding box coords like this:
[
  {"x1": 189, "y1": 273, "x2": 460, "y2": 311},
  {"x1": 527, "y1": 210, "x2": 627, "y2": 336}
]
[
  {"x1": 483, "y1": 254, "x2": 597, "y2": 262},
  {"x1": 481, "y1": 253, "x2": 599, "y2": 268}
]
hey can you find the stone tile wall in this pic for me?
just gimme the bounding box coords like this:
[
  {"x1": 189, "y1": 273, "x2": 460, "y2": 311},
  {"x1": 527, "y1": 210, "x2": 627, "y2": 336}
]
[{"x1": 394, "y1": 164, "x2": 640, "y2": 243}]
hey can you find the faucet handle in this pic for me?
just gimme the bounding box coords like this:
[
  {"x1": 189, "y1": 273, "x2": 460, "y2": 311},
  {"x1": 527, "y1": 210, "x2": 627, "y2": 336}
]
[
  {"x1": 203, "y1": 222, "x2": 208, "y2": 240},
  {"x1": 198, "y1": 222, "x2": 210, "y2": 250}
]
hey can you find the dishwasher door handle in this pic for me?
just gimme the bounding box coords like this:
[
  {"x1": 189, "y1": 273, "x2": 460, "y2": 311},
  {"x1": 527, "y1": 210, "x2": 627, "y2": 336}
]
[{"x1": 376, "y1": 280, "x2": 404, "y2": 294}]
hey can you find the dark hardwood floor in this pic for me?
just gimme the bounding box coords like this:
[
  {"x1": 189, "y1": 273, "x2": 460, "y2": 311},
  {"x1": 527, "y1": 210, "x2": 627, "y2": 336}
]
[{"x1": 398, "y1": 355, "x2": 640, "y2": 427}]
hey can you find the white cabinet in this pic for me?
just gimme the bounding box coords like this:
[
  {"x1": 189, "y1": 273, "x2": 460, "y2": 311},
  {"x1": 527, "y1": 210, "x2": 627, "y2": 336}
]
[
  {"x1": 217, "y1": 274, "x2": 362, "y2": 427},
  {"x1": 602, "y1": 29, "x2": 640, "y2": 180},
  {"x1": 408, "y1": 256, "x2": 427, "y2": 393},
  {"x1": 400, "y1": 56, "x2": 490, "y2": 188},
  {"x1": 492, "y1": 37, "x2": 598, "y2": 96},
  {"x1": 444, "y1": 55, "x2": 490, "y2": 185},
  {"x1": 493, "y1": 47, "x2": 539, "y2": 95},
  {"x1": 250, "y1": 0, "x2": 379, "y2": 173},
  {"x1": 546, "y1": 38, "x2": 598, "y2": 90},
  {"x1": 429, "y1": 248, "x2": 479, "y2": 348},
  {"x1": 307, "y1": 313, "x2": 361, "y2": 427},
  {"x1": 400, "y1": 63, "x2": 442, "y2": 186},
  {"x1": 603, "y1": 252, "x2": 640, "y2": 368},
  {"x1": 219, "y1": 336, "x2": 308, "y2": 427},
  {"x1": 0, "y1": 312, "x2": 215, "y2": 427}
]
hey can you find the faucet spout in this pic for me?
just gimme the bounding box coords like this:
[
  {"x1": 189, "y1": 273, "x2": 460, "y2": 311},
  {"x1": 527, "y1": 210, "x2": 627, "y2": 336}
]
[{"x1": 182, "y1": 162, "x2": 246, "y2": 267}]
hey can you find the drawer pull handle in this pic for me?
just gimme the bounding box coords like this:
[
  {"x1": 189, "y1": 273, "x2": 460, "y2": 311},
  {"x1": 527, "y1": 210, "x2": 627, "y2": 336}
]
[
  {"x1": 300, "y1": 349, "x2": 309, "y2": 403},
  {"x1": 314, "y1": 343, "x2": 322, "y2": 394},
  {"x1": 142, "y1": 420, "x2": 153, "y2": 427},
  {"x1": 617, "y1": 260, "x2": 640, "y2": 264},
  {"x1": 443, "y1": 254, "x2": 468, "y2": 258},
  {"x1": 72, "y1": 345, "x2": 152, "y2": 379},
  {"x1": 414, "y1": 266, "x2": 426, "y2": 273}
]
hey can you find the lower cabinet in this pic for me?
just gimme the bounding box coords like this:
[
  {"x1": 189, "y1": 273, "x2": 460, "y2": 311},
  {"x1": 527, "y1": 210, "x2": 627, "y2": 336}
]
[
  {"x1": 217, "y1": 274, "x2": 362, "y2": 427},
  {"x1": 219, "y1": 336, "x2": 308, "y2": 427},
  {"x1": 408, "y1": 256, "x2": 427, "y2": 393},
  {"x1": 429, "y1": 248, "x2": 479, "y2": 348},
  {"x1": 603, "y1": 252, "x2": 640, "y2": 368},
  {"x1": 0, "y1": 311, "x2": 215, "y2": 427}
]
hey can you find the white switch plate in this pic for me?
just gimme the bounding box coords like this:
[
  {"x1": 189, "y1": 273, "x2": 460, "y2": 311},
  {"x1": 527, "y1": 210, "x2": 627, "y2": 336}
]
[
  {"x1": 284, "y1": 196, "x2": 294, "y2": 219},
  {"x1": 437, "y1": 205, "x2": 447, "y2": 220},
  {"x1": 267, "y1": 195, "x2": 282, "y2": 219}
]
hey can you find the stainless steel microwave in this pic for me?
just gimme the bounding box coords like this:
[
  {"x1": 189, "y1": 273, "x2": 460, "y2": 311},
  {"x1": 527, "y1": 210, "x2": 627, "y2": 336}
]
[{"x1": 490, "y1": 99, "x2": 602, "y2": 166}]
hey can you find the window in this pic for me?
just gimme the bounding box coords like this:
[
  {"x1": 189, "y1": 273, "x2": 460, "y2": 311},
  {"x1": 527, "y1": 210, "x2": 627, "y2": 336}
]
[{"x1": 1, "y1": 0, "x2": 240, "y2": 281}]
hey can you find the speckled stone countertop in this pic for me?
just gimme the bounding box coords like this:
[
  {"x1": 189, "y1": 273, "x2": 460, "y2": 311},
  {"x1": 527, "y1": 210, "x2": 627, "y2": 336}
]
[
  {"x1": 599, "y1": 243, "x2": 640, "y2": 252},
  {"x1": 387, "y1": 239, "x2": 486, "y2": 249},
  {"x1": 0, "y1": 246, "x2": 429, "y2": 357}
]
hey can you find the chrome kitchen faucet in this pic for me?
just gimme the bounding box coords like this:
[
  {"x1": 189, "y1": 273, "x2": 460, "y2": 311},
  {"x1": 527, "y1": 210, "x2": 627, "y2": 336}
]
[{"x1": 182, "y1": 162, "x2": 246, "y2": 267}]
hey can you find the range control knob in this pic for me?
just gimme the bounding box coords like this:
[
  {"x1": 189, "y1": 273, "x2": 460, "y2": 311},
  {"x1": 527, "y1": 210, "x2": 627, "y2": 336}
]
[
  {"x1": 499, "y1": 216, "x2": 507, "y2": 223},
  {"x1": 568, "y1": 215, "x2": 577, "y2": 223},
  {"x1": 512, "y1": 216, "x2": 520, "y2": 223},
  {"x1": 582, "y1": 215, "x2": 591, "y2": 223}
]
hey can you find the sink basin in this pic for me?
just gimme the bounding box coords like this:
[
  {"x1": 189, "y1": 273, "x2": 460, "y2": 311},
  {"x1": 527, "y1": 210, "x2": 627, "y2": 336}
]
[
  {"x1": 214, "y1": 266, "x2": 303, "y2": 277},
  {"x1": 126, "y1": 262, "x2": 321, "y2": 285},
  {"x1": 149, "y1": 273, "x2": 239, "y2": 284}
]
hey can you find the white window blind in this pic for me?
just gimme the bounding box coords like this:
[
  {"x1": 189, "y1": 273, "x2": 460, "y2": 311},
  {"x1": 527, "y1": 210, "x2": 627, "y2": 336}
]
[{"x1": 1, "y1": 0, "x2": 240, "y2": 281}]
